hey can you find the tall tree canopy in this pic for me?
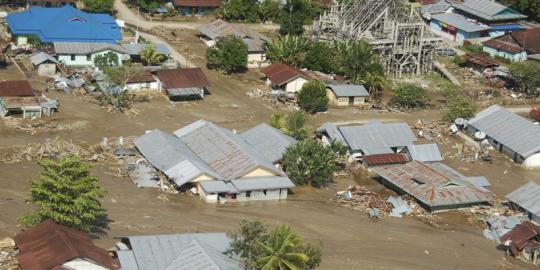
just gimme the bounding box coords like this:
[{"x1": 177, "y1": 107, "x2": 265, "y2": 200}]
[
  {"x1": 20, "y1": 156, "x2": 105, "y2": 232},
  {"x1": 84, "y1": 0, "x2": 114, "y2": 13},
  {"x1": 509, "y1": 61, "x2": 540, "y2": 96},
  {"x1": 206, "y1": 36, "x2": 248, "y2": 73},
  {"x1": 500, "y1": 0, "x2": 540, "y2": 21},
  {"x1": 279, "y1": 0, "x2": 310, "y2": 35},
  {"x1": 223, "y1": 0, "x2": 260, "y2": 22},
  {"x1": 265, "y1": 35, "x2": 309, "y2": 67}
]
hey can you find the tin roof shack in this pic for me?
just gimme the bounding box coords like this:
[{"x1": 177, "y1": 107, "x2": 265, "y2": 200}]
[
  {"x1": 483, "y1": 27, "x2": 540, "y2": 62},
  {"x1": 373, "y1": 161, "x2": 493, "y2": 212},
  {"x1": 0, "y1": 80, "x2": 58, "y2": 119},
  {"x1": 316, "y1": 121, "x2": 417, "y2": 161},
  {"x1": 155, "y1": 68, "x2": 209, "y2": 101},
  {"x1": 506, "y1": 182, "x2": 540, "y2": 224},
  {"x1": 260, "y1": 62, "x2": 313, "y2": 93},
  {"x1": 325, "y1": 83, "x2": 369, "y2": 106},
  {"x1": 133, "y1": 119, "x2": 296, "y2": 203},
  {"x1": 14, "y1": 220, "x2": 118, "y2": 270},
  {"x1": 462, "y1": 53, "x2": 499, "y2": 71},
  {"x1": 466, "y1": 105, "x2": 540, "y2": 168},
  {"x1": 172, "y1": 0, "x2": 224, "y2": 15},
  {"x1": 499, "y1": 221, "x2": 540, "y2": 266},
  {"x1": 198, "y1": 19, "x2": 269, "y2": 68},
  {"x1": 30, "y1": 51, "x2": 60, "y2": 77},
  {"x1": 6, "y1": 5, "x2": 121, "y2": 45},
  {"x1": 362, "y1": 153, "x2": 408, "y2": 170},
  {"x1": 115, "y1": 233, "x2": 242, "y2": 270}
]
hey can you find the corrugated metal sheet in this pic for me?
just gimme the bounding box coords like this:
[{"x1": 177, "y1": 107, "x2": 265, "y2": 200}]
[
  {"x1": 173, "y1": 120, "x2": 282, "y2": 180},
  {"x1": 373, "y1": 161, "x2": 493, "y2": 209},
  {"x1": 0, "y1": 80, "x2": 35, "y2": 97},
  {"x1": 116, "y1": 250, "x2": 138, "y2": 270},
  {"x1": 199, "y1": 180, "x2": 237, "y2": 193},
  {"x1": 452, "y1": 0, "x2": 526, "y2": 21},
  {"x1": 431, "y1": 13, "x2": 491, "y2": 33},
  {"x1": 506, "y1": 181, "x2": 540, "y2": 217},
  {"x1": 133, "y1": 129, "x2": 219, "y2": 186},
  {"x1": 467, "y1": 105, "x2": 540, "y2": 158},
  {"x1": 406, "y1": 144, "x2": 443, "y2": 162},
  {"x1": 14, "y1": 220, "x2": 117, "y2": 270},
  {"x1": 337, "y1": 122, "x2": 417, "y2": 152},
  {"x1": 461, "y1": 176, "x2": 491, "y2": 188},
  {"x1": 326, "y1": 84, "x2": 369, "y2": 97},
  {"x1": 121, "y1": 233, "x2": 241, "y2": 270},
  {"x1": 54, "y1": 42, "x2": 128, "y2": 54},
  {"x1": 240, "y1": 123, "x2": 296, "y2": 163},
  {"x1": 167, "y1": 87, "x2": 204, "y2": 97},
  {"x1": 260, "y1": 62, "x2": 311, "y2": 86},
  {"x1": 30, "y1": 51, "x2": 59, "y2": 65},
  {"x1": 316, "y1": 123, "x2": 347, "y2": 145},
  {"x1": 363, "y1": 153, "x2": 408, "y2": 166},
  {"x1": 156, "y1": 68, "x2": 209, "y2": 90},
  {"x1": 420, "y1": 1, "x2": 451, "y2": 15},
  {"x1": 122, "y1": 43, "x2": 170, "y2": 56},
  {"x1": 231, "y1": 176, "x2": 295, "y2": 191}
]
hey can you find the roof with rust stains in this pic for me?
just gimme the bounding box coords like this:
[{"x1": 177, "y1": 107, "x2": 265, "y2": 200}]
[{"x1": 0, "y1": 80, "x2": 36, "y2": 97}]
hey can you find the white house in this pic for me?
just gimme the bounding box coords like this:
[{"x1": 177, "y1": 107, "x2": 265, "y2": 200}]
[
  {"x1": 466, "y1": 105, "x2": 540, "y2": 168},
  {"x1": 125, "y1": 70, "x2": 160, "y2": 91},
  {"x1": 54, "y1": 42, "x2": 128, "y2": 67},
  {"x1": 260, "y1": 62, "x2": 312, "y2": 93}
]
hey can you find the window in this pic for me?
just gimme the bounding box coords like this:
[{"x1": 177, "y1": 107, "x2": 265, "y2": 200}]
[
  {"x1": 246, "y1": 191, "x2": 251, "y2": 198},
  {"x1": 86, "y1": 54, "x2": 91, "y2": 61},
  {"x1": 70, "y1": 54, "x2": 75, "y2": 61}
]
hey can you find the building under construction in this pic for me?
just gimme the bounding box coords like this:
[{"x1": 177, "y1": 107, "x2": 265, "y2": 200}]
[{"x1": 312, "y1": 0, "x2": 443, "y2": 76}]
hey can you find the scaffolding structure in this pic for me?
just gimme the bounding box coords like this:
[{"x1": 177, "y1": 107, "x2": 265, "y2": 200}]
[{"x1": 312, "y1": 0, "x2": 443, "y2": 76}]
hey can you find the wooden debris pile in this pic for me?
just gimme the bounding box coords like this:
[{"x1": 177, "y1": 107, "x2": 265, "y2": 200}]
[
  {"x1": 413, "y1": 119, "x2": 450, "y2": 144},
  {"x1": 2, "y1": 118, "x2": 89, "y2": 135},
  {"x1": 336, "y1": 185, "x2": 393, "y2": 215}
]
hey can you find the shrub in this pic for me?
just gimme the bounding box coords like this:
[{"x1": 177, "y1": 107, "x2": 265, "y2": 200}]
[
  {"x1": 297, "y1": 80, "x2": 328, "y2": 113},
  {"x1": 443, "y1": 96, "x2": 476, "y2": 122},
  {"x1": 205, "y1": 36, "x2": 248, "y2": 73},
  {"x1": 391, "y1": 83, "x2": 430, "y2": 109}
]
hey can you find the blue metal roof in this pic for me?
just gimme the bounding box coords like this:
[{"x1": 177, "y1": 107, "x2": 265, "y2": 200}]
[
  {"x1": 6, "y1": 5, "x2": 121, "y2": 44},
  {"x1": 491, "y1": 24, "x2": 525, "y2": 31}
]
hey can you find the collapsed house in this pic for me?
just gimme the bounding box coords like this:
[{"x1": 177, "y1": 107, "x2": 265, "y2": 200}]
[
  {"x1": 373, "y1": 160, "x2": 493, "y2": 212},
  {"x1": 316, "y1": 121, "x2": 417, "y2": 160},
  {"x1": 198, "y1": 19, "x2": 269, "y2": 68},
  {"x1": 14, "y1": 220, "x2": 119, "y2": 270},
  {"x1": 499, "y1": 221, "x2": 540, "y2": 266},
  {"x1": 466, "y1": 105, "x2": 540, "y2": 168},
  {"x1": 115, "y1": 233, "x2": 242, "y2": 270},
  {"x1": 260, "y1": 62, "x2": 313, "y2": 93},
  {"x1": 133, "y1": 120, "x2": 296, "y2": 203},
  {"x1": 0, "y1": 80, "x2": 58, "y2": 118},
  {"x1": 155, "y1": 68, "x2": 209, "y2": 101},
  {"x1": 506, "y1": 181, "x2": 540, "y2": 223}
]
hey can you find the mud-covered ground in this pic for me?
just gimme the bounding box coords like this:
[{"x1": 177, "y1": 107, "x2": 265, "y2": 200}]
[{"x1": 1, "y1": 30, "x2": 539, "y2": 270}]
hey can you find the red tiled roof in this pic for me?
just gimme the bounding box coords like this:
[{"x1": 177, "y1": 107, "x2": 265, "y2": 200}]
[
  {"x1": 260, "y1": 62, "x2": 312, "y2": 86},
  {"x1": 483, "y1": 39, "x2": 523, "y2": 54},
  {"x1": 173, "y1": 0, "x2": 223, "y2": 7},
  {"x1": 363, "y1": 153, "x2": 408, "y2": 166},
  {"x1": 156, "y1": 68, "x2": 209, "y2": 89},
  {"x1": 510, "y1": 27, "x2": 540, "y2": 54},
  {"x1": 126, "y1": 70, "x2": 156, "y2": 84},
  {"x1": 0, "y1": 80, "x2": 36, "y2": 97},
  {"x1": 14, "y1": 220, "x2": 117, "y2": 270}
]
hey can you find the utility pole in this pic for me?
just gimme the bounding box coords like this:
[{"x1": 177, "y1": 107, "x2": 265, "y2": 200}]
[{"x1": 135, "y1": 6, "x2": 140, "y2": 44}]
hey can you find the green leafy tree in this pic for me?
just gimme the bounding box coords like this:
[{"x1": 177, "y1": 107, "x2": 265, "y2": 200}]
[
  {"x1": 336, "y1": 40, "x2": 385, "y2": 84},
  {"x1": 282, "y1": 139, "x2": 342, "y2": 187},
  {"x1": 25, "y1": 35, "x2": 41, "y2": 48},
  {"x1": 270, "y1": 110, "x2": 308, "y2": 140},
  {"x1": 205, "y1": 36, "x2": 248, "y2": 73},
  {"x1": 139, "y1": 44, "x2": 164, "y2": 66},
  {"x1": 99, "y1": 64, "x2": 145, "y2": 112},
  {"x1": 391, "y1": 83, "x2": 430, "y2": 109},
  {"x1": 302, "y1": 41, "x2": 335, "y2": 73},
  {"x1": 135, "y1": 0, "x2": 159, "y2": 12},
  {"x1": 83, "y1": 0, "x2": 114, "y2": 13},
  {"x1": 297, "y1": 80, "x2": 328, "y2": 113},
  {"x1": 103, "y1": 64, "x2": 143, "y2": 87},
  {"x1": 223, "y1": 0, "x2": 260, "y2": 22},
  {"x1": 255, "y1": 225, "x2": 309, "y2": 270},
  {"x1": 500, "y1": 0, "x2": 540, "y2": 21},
  {"x1": 443, "y1": 96, "x2": 476, "y2": 122},
  {"x1": 259, "y1": 0, "x2": 281, "y2": 22},
  {"x1": 265, "y1": 35, "x2": 309, "y2": 67},
  {"x1": 363, "y1": 70, "x2": 388, "y2": 101},
  {"x1": 19, "y1": 156, "x2": 105, "y2": 232},
  {"x1": 227, "y1": 219, "x2": 322, "y2": 270},
  {"x1": 509, "y1": 61, "x2": 540, "y2": 96},
  {"x1": 279, "y1": 0, "x2": 310, "y2": 35},
  {"x1": 94, "y1": 51, "x2": 120, "y2": 68}
]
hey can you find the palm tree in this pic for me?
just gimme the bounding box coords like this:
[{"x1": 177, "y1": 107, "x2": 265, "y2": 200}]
[
  {"x1": 362, "y1": 69, "x2": 388, "y2": 101},
  {"x1": 255, "y1": 225, "x2": 309, "y2": 270},
  {"x1": 139, "y1": 44, "x2": 164, "y2": 66},
  {"x1": 264, "y1": 35, "x2": 309, "y2": 67}
]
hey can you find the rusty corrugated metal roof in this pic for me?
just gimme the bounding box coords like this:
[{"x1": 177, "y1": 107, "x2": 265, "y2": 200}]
[
  {"x1": 126, "y1": 71, "x2": 156, "y2": 84},
  {"x1": 260, "y1": 62, "x2": 311, "y2": 87},
  {"x1": 14, "y1": 220, "x2": 117, "y2": 270},
  {"x1": 0, "y1": 80, "x2": 35, "y2": 97},
  {"x1": 500, "y1": 221, "x2": 540, "y2": 256},
  {"x1": 363, "y1": 153, "x2": 408, "y2": 166},
  {"x1": 156, "y1": 68, "x2": 209, "y2": 90}
]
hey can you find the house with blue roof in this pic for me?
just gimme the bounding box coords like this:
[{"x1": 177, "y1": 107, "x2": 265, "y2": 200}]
[{"x1": 6, "y1": 5, "x2": 121, "y2": 45}]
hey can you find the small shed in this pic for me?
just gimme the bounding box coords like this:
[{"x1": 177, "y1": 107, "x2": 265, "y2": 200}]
[
  {"x1": 125, "y1": 70, "x2": 160, "y2": 91},
  {"x1": 30, "y1": 52, "x2": 59, "y2": 77},
  {"x1": 326, "y1": 84, "x2": 369, "y2": 106},
  {"x1": 506, "y1": 181, "x2": 540, "y2": 223},
  {"x1": 156, "y1": 68, "x2": 209, "y2": 101}
]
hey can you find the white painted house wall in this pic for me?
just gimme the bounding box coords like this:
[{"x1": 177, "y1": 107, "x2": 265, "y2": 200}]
[
  {"x1": 523, "y1": 153, "x2": 540, "y2": 169},
  {"x1": 125, "y1": 81, "x2": 160, "y2": 91},
  {"x1": 63, "y1": 258, "x2": 109, "y2": 270},
  {"x1": 285, "y1": 77, "x2": 308, "y2": 93},
  {"x1": 247, "y1": 52, "x2": 268, "y2": 68},
  {"x1": 57, "y1": 50, "x2": 124, "y2": 67}
]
